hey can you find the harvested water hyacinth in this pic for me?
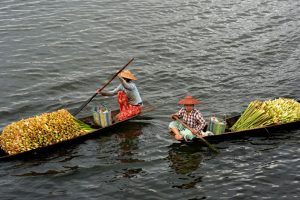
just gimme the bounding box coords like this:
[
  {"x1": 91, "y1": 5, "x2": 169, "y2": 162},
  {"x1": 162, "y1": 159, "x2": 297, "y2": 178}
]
[
  {"x1": 0, "y1": 109, "x2": 96, "y2": 155},
  {"x1": 230, "y1": 98, "x2": 300, "y2": 132}
]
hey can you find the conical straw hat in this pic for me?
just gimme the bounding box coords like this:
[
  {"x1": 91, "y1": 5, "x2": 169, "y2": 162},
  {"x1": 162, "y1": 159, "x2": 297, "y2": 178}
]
[
  {"x1": 118, "y1": 70, "x2": 137, "y2": 80},
  {"x1": 178, "y1": 95, "x2": 201, "y2": 105}
]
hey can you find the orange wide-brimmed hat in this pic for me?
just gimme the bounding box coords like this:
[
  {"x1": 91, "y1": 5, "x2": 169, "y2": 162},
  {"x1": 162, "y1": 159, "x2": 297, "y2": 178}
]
[
  {"x1": 118, "y1": 70, "x2": 137, "y2": 80},
  {"x1": 178, "y1": 95, "x2": 201, "y2": 105}
]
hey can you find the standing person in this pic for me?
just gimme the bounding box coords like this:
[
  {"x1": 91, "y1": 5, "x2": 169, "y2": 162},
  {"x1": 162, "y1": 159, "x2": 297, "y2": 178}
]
[
  {"x1": 97, "y1": 70, "x2": 143, "y2": 121},
  {"x1": 169, "y1": 95, "x2": 207, "y2": 141}
]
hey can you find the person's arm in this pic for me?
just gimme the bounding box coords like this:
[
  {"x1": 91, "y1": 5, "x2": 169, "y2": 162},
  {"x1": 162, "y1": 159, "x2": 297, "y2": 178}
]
[
  {"x1": 195, "y1": 112, "x2": 207, "y2": 131},
  {"x1": 96, "y1": 84, "x2": 121, "y2": 96},
  {"x1": 118, "y1": 77, "x2": 134, "y2": 90},
  {"x1": 97, "y1": 90, "x2": 114, "y2": 96},
  {"x1": 171, "y1": 113, "x2": 179, "y2": 120},
  {"x1": 171, "y1": 108, "x2": 184, "y2": 120}
]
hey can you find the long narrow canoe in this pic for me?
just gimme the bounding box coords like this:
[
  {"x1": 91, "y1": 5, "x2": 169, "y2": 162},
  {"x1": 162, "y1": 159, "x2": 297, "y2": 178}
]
[
  {"x1": 0, "y1": 102, "x2": 154, "y2": 161},
  {"x1": 196, "y1": 114, "x2": 300, "y2": 143},
  {"x1": 195, "y1": 100, "x2": 300, "y2": 143}
]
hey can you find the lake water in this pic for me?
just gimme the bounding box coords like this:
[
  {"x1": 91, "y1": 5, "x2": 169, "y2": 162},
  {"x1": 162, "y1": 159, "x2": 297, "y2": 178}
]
[{"x1": 0, "y1": 0, "x2": 299, "y2": 199}]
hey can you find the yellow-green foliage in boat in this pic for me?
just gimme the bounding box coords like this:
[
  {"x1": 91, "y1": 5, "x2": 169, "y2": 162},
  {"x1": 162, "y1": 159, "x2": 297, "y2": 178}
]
[
  {"x1": 0, "y1": 109, "x2": 95, "y2": 155},
  {"x1": 230, "y1": 98, "x2": 300, "y2": 132}
]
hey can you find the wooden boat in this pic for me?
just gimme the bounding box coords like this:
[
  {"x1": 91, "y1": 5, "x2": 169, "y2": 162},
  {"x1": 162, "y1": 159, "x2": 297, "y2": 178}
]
[
  {"x1": 0, "y1": 102, "x2": 154, "y2": 161},
  {"x1": 195, "y1": 114, "x2": 300, "y2": 144},
  {"x1": 194, "y1": 100, "x2": 300, "y2": 144}
]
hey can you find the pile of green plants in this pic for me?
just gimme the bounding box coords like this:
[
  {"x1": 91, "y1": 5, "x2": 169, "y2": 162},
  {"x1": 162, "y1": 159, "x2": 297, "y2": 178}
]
[
  {"x1": 230, "y1": 98, "x2": 300, "y2": 132},
  {"x1": 0, "y1": 109, "x2": 96, "y2": 155}
]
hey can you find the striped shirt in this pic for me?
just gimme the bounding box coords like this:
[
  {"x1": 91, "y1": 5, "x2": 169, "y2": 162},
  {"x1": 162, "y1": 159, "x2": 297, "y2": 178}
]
[{"x1": 177, "y1": 108, "x2": 207, "y2": 131}]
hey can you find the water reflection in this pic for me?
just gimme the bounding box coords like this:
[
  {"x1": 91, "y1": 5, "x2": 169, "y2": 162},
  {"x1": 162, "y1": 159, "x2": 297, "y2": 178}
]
[
  {"x1": 117, "y1": 168, "x2": 144, "y2": 179},
  {"x1": 113, "y1": 122, "x2": 147, "y2": 163},
  {"x1": 167, "y1": 142, "x2": 204, "y2": 175},
  {"x1": 172, "y1": 176, "x2": 203, "y2": 189},
  {"x1": 11, "y1": 147, "x2": 81, "y2": 177},
  {"x1": 15, "y1": 166, "x2": 79, "y2": 177},
  {"x1": 14, "y1": 122, "x2": 148, "y2": 177},
  {"x1": 111, "y1": 122, "x2": 148, "y2": 180}
]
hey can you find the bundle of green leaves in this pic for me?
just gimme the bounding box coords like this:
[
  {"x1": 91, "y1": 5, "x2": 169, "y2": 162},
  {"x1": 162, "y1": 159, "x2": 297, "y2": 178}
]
[{"x1": 230, "y1": 98, "x2": 300, "y2": 132}]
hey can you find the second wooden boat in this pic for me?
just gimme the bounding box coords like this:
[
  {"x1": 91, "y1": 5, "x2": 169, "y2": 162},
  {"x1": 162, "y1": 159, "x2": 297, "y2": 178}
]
[
  {"x1": 196, "y1": 100, "x2": 300, "y2": 143},
  {"x1": 198, "y1": 114, "x2": 300, "y2": 143}
]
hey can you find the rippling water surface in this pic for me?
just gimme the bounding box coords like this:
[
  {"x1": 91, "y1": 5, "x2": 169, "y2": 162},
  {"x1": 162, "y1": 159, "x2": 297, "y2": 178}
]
[{"x1": 0, "y1": 0, "x2": 299, "y2": 199}]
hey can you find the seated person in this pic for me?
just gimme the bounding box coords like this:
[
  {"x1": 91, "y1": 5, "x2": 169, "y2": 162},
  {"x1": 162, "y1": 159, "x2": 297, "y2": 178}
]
[{"x1": 169, "y1": 95, "x2": 207, "y2": 141}]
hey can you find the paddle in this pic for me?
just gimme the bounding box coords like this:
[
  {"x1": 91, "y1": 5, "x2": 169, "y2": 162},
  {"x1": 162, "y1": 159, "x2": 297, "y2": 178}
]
[
  {"x1": 174, "y1": 116, "x2": 220, "y2": 153},
  {"x1": 72, "y1": 58, "x2": 134, "y2": 116}
]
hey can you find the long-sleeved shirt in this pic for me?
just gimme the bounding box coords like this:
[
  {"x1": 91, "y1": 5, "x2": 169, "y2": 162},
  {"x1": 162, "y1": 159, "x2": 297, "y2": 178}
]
[
  {"x1": 177, "y1": 108, "x2": 207, "y2": 131},
  {"x1": 111, "y1": 82, "x2": 142, "y2": 105}
]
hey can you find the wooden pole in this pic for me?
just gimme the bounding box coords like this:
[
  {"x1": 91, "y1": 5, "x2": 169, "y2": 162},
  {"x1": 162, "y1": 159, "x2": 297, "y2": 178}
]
[
  {"x1": 72, "y1": 58, "x2": 134, "y2": 116},
  {"x1": 174, "y1": 117, "x2": 219, "y2": 153}
]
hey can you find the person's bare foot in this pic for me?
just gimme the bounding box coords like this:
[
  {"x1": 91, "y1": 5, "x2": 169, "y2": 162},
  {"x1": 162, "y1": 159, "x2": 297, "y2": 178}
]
[{"x1": 169, "y1": 129, "x2": 183, "y2": 141}]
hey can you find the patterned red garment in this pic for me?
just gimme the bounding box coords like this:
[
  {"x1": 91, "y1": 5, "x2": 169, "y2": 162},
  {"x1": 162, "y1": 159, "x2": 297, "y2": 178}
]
[
  {"x1": 116, "y1": 91, "x2": 142, "y2": 121},
  {"x1": 177, "y1": 108, "x2": 207, "y2": 131}
]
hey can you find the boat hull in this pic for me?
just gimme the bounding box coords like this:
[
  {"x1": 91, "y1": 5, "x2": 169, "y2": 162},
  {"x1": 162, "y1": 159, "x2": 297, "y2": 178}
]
[
  {"x1": 0, "y1": 103, "x2": 153, "y2": 161},
  {"x1": 196, "y1": 116, "x2": 300, "y2": 143}
]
